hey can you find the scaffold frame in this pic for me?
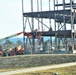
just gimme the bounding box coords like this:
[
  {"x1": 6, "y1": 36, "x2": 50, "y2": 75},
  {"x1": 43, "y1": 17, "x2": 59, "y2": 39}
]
[{"x1": 22, "y1": 0, "x2": 76, "y2": 54}]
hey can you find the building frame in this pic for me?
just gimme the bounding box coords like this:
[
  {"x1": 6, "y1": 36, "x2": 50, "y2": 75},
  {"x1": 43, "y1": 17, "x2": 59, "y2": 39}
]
[{"x1": 22, "y1": 0, "x2": 76, "y2": 54}]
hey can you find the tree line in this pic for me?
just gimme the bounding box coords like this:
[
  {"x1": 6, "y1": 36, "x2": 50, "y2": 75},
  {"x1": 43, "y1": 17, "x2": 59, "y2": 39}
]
[{"x1": 0, "y1": 39, "x2": 52, "y2": 54}]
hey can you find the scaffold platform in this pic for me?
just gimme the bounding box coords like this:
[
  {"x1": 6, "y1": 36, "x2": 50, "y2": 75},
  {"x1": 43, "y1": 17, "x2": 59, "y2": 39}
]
[
  {"x1": 24, "y1": 30, "x2": 71, "y2": 38},
  {"x1": 23, "y1": 9, "x2": 76, "y2": 24}
]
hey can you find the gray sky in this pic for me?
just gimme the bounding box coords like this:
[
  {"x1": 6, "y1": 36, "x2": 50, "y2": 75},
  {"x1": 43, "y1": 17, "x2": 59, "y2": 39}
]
[{"x1": 0, "y1": 0, "x2": 23, "y2": 38}]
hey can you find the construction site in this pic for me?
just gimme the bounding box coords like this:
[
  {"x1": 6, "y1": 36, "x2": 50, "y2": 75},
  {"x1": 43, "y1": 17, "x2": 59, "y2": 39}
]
[
  {"x1": 0, "y1": 0, "x2": 76, "y2": 56},
  {"x1": 0, "y1": 1, "x2": 76, "y2": 75},
  {"x1": 22, "y1": 0, "x2": 76, "y2": 54}
]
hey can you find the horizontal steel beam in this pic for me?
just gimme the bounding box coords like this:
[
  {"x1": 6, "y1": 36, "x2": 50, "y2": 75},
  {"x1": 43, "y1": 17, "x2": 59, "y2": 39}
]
[
  {"x1": 55, "y1": 3, "x2": 76, "y2": 6},
  {"x1": 24, "y1": 30, "x2": 71, "y2": 38}
]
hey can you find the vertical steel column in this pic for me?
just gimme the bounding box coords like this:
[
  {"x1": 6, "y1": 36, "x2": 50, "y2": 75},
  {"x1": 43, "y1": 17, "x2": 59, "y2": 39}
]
[
  {"x1": 40, "y1": 0, "x2": 44, "y2": 51},
  {"x1": 31, "y1": 0, "x2": 35, "y2": 54},
  {"x1": 54, "y1": 0, "x2": 56, "y2": 31},
  {"x1": 63, "y1": 0, "x2": 66, "y2": 30},
  {"x1": 40, "y1": 0, "x2": 43, "y2": 31},
  {"x1": 54, "y1": 0, "x2": 57, "y2": 51},
  {"x1": 49, "y1": 0, "x2": 52, "y2": 52},
  {"x1": 70, "y1": 0, "x2": 74, "y2": 52},
  {"x1": 22, "y1": 0, "x2": 26, "y2": 54},
  {"x1": 37, "y1": 0, "x2": 40, "y2": 30},
  {"x1": 63, "y1": 0, "x2": 67, "y2": 53},
  {"x1": 37, "y1": 0, "x2": 40, "y2": 46},
  {"x1": 58, "y1": 23, "x2": 60, "y2": 50},
  {"x1": 37, "y1": 0, "x2": 41, "y2": 51},
  {"x1": 56, "y1": 0, "x2": 60, "y2": 51},
  {"x1": 26, "y1": 37, "x2": 28, "y2": 53}
]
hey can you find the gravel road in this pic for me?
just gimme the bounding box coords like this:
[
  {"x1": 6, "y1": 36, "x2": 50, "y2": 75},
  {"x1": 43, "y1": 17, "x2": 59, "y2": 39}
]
[{"x1": 0, "y1": 62, "x2": 76, "y2": 75}]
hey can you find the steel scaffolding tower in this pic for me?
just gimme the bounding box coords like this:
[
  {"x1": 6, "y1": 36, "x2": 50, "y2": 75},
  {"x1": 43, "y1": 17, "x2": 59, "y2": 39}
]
[{"x1": 22, "y1": 0, "x2": 76, "y2": 54}]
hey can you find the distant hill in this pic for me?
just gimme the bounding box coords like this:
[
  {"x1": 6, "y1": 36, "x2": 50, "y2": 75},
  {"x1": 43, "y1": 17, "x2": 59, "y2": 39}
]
[
  {"x1": 1, "y1": 38, "x2": 23, "y2": 44},
  {"x1": 1, "y1": 37, "x2": 55, "y2": 44},
  {"x1": 9, "y1": 38, "x2": 23, "y2": 43}
]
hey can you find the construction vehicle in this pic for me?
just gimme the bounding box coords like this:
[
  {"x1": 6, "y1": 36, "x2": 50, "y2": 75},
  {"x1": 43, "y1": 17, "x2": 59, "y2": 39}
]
[
  {"x1": 0, "y1": 31, "x2": 32, "y2": 56},
  {"x1": 4, "y1": 45, "x2": 24, "y2": 56},
  {"x1": 0, "y1": 30, "x2": 43, "y2": 56}
]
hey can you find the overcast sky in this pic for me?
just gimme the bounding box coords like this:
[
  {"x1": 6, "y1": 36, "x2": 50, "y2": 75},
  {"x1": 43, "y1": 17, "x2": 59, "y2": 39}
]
[{"x1": 0, "y1": 0, "x2": 23, "y2": 38}]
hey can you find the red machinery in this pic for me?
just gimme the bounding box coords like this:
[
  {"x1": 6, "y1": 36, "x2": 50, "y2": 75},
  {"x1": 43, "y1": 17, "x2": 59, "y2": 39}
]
[{"x1": 0, "y1": 31, "x2": 43, "y2": 56}]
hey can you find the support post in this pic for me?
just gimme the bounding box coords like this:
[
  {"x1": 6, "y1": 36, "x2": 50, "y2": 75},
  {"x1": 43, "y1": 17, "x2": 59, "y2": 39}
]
[
  {"x1": 40, "y1": 0, "x2": 44, "y2": 52},
  {"x1": 63, "y1": 0, "x2": 67, "y2": 53},
  {"x1": 70, "y1": 0, "x2": 74, "y2": 53},
  {"x1": 49, "y1": 0, "x2": 52, "y2": 52},
  {"x1": 54, "y1": 0, "x2": 57, "y2": 51},
  {"x1": 31, "y1": 0, "x2": 35, "y2": 54},
  {"x1": 22, "y1": 0, "x2": 26, "y2": 54}
]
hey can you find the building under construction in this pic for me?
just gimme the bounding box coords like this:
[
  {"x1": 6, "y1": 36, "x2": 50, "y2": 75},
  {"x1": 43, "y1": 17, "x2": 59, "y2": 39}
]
[{"x1": 22, "y1": 0, "x2": 76, "y2": 54}]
